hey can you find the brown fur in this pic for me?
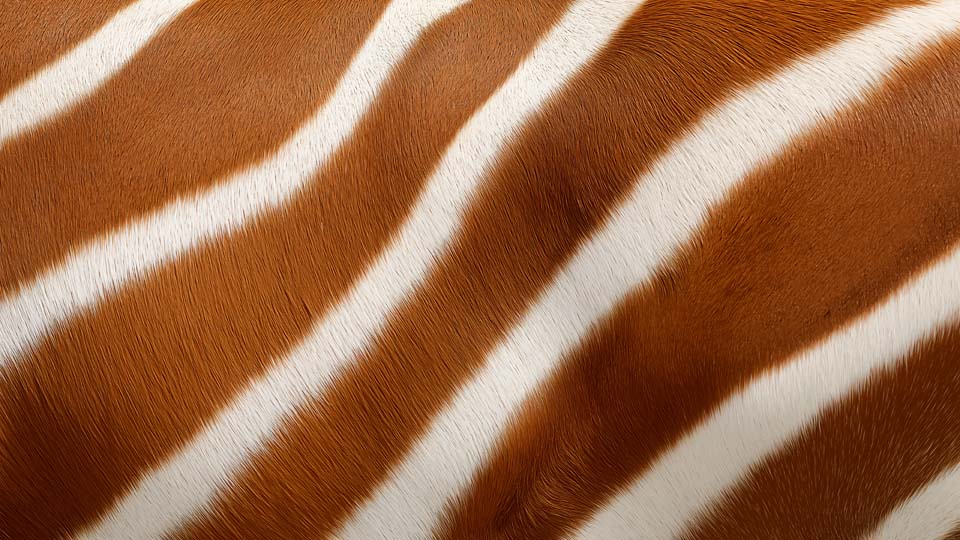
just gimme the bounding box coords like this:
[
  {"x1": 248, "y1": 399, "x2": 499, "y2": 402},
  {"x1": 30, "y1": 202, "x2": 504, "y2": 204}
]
[
  {"x1": 2, "y1": 1, "x2": 959, "y2": 539},
  {"x1": 441, "y1": 35, "x2": 960, "y2": 540}
]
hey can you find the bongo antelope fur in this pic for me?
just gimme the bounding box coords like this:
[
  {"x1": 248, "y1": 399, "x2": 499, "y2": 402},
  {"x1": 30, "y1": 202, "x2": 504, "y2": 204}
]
[{"x1": 2, "y1": 1, "x2": 960, "y2": 538}]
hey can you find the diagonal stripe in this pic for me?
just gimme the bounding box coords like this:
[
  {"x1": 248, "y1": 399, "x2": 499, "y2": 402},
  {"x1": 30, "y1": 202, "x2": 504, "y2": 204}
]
[
  {"x1": 681, "y1": 324, "x2": 960, "y2": 539},
  {"x1": 0, "y1": 0, "x2": 390, "y2": 299},
  {"x1": 61, "y1": 0, "x2": 625, "y2": 536},
  {"x1": 667, "y1": 36, "x2": 960, "y2": 540},
  {"x1": 113, "y1": 1, "x2": 647, "y2": 539},
  {"x1": 0, "y1": 0, "x2": 133, "y2": 96},
  {"x1": 0, "y1": 2, "x2": 463, "y2": 538},
  {"x1": 338, "y1": 2, "x2": 960, "y2": 539},
  {"x1": 141, "y1": 0, "x2": 628, "y2": 531},
  {"x1": 0, "y1": 0, "x2": 413, "y2": 365},
  {"x1": 0, "y1": 0, "x2": 196, "y2": 146},
  {"x1": 444, "y1": 20, "x2": 960, "y2": 540},
  {"x1": 174, "y1": 0, "x2": 674, "y2": 537},
  {"x1": 566, "y1": 9, "x2": 960, "y2": 535},
  {"x1": 870, "y1": 464, "x2": 960, "y2": 540},
  {"x1": 4, "y1": 3, "x2": 957, "y2": 539},
  {"x1": 574, "y1": 245, "x2": 960, "y2": 540}
]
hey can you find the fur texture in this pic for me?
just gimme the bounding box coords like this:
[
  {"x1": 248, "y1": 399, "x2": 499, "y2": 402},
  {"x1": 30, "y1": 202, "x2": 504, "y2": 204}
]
[{"x1": 2, "y1": 1, "x2": 960, "y2": 539}]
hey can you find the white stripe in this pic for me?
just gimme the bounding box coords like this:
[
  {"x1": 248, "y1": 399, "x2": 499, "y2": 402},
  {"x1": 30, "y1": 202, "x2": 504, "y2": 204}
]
[
  {"x1": 67, "y1": 0, "x2": 630, "y2": 536},
  {"x1": 0, "y1": 0, "x2": 197, "y2": 146},
  {"x1": 339, "y1": 3, "x2": 960, "y2": 540},
  {"x1": 67, "y1": 1, "x2": 467, "y2": 538},
  {"x1": 565, "y1": 11, "x2": 960, "y2": 540},
  {"x1": 330, "y1": 6, "x2": 642, "y2": 540},
  {"x1": 0, "y1": 0, "x2": 459, "y2": 367},
  {"x1": 576, "y1": 250, "x2": 960, "y2": 540},
  {"x1": 870, "y1": 464, "x2": 960, "y2": 540}
]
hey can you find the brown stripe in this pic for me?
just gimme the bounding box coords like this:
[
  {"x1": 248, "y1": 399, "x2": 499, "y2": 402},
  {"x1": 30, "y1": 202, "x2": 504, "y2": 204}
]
[
  {"x1": 0, "y1": 0, "x2": 133, "y2": 96},
  {"x1": 178, "y1": 2, "x2": 931, "y2": 539},
  {"x1": 946, "y1": 524, "x2": 960, "y2": 540},
  {"x1": 0, "y1": 1, "x2": 565, "y2": 538},
  {"x1": 173, "y1": 1, "x2": 579, "y2": 538},
  {"x1": 0, "y1": 0, "x2": 387, "y2": 293},
  {"x1": 437, "y1": 27, "x2": 960, "y2": 540},
  {"x1": 681, "y1": 320, "x2": 960, "y2": 540}
]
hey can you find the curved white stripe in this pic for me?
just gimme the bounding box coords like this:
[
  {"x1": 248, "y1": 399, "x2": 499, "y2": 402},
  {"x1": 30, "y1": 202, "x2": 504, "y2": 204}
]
[
  {"x1": 68, "y1": 0, "x2": 620, "y2": 535},
  {"x1": 340, "y1": 3, "x2": 960, "y2": 540},
  {"x1": 564, "y1": 12, "x2": 960, "y2": 540},
  {"x1": 0, "y1": 0, "x2": 460, "y2": 367},
  {"x1": 0, "y1": 0, "x2": 197, "y2": 147},
  {"x1": 870, "y1": 464, "x2": 960, "y2": 540},
  {"x1": 332, "y1": 4, "x2": 647, "y2": 540},
  {"x1": 575, "y1": 245, "x2": 960, "y2": 540}
]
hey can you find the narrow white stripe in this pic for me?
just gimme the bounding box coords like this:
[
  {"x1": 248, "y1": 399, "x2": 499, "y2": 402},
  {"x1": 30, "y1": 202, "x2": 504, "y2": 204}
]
[
  {"x1": 67, "y1": 1, "x2": 467, "y2": 539},
  {"x1": 0, "y1": 0, "x2": 197, "y2": 146},
  {"x1": 68, "y1": 0, "x2": 627, "y2": 536},
  {"x1": 870, "y1": 464, "x2": 960, "y2": 540},
  {"x1": 565, "y1": 11, "x2": 960, "y2": 540},
  {"x1": 0, "y1": 0, "x2": 459, "y2": 367},
  {"x1": 340, "y1": 3, "x2": 960, "y2": 540},
  {"x1": 575, "y1": 250, "x2": 960, "y2": 540},
  {"x1": 330, "y1": 5, "x2": 645, "y2": 540}
]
